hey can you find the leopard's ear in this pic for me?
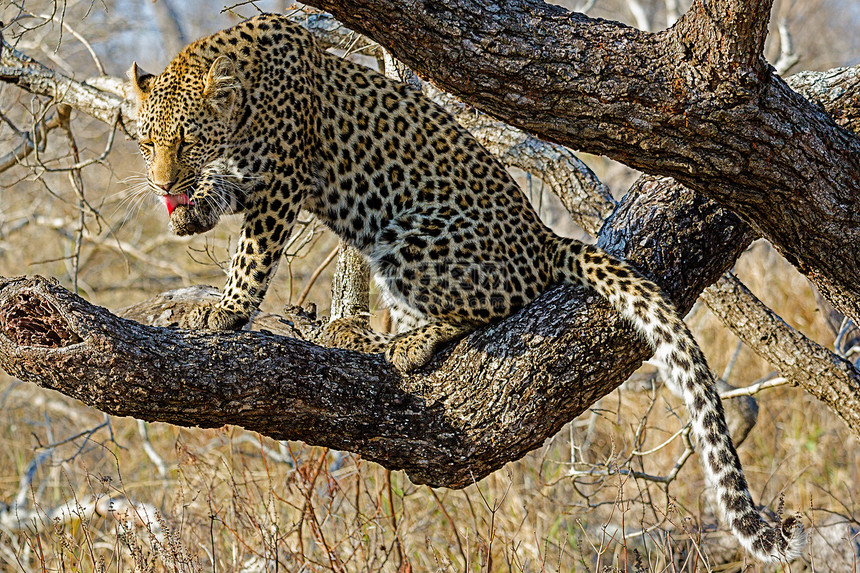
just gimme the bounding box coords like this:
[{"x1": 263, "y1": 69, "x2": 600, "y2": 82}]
[
  {"x1": 126, "y1": 62, "x2": 155, "y2": 117},
  {"x1": 203, "y1": 55, "x2": 240, "y2": 116}
]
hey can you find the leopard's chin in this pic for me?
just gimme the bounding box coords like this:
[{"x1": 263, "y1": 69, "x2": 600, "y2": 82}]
[{"x1": 168, "y1": 205, "x2": 218, "y2": 236}]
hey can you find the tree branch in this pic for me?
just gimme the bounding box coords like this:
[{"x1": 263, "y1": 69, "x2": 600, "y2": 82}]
[
  {"x1": 0, "y1": 109, "x2": 60, "y2": 172},
  {"x1": 0, "y1": 38, "x2": 132, "y2": 130},
  {"x1": 701, "y1": 274, "x2": 860, "y2": 432},
  {"x1": 675, "y1": 0, "x2": 774, "y2": 72},
  {"x1": 788, "y1": 65, "x2": 860, "y2": 135}
]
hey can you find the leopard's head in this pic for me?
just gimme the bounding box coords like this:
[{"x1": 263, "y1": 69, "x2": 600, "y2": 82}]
[{"x1": 127, "y1": 54, "x2": 245, "y2": 236}]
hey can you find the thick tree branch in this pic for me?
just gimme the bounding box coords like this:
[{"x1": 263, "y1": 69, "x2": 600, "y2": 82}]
[
  {"x1": 701, "y1": 274, "x2": 860, "y2": 432},
  {"x1": 0, "y1": 181, "x2": 753, "y2": 487},
  {"x1": 0, "y1": 40, "x2": 130, "y2": 128},
  {"x1": 675, "y1": 0, "x2": 773, "y2": 72},
  {"x1": 302, "y1": 0, "x2": 860, "y2": 322},
  {"x1": 789, "y1": 66, "x2": 860, "y2": 135}
]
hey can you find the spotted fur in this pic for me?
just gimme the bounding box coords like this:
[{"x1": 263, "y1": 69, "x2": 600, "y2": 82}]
[{"x1": 128, "y1": 14, "x2": 804, "y2": 561}]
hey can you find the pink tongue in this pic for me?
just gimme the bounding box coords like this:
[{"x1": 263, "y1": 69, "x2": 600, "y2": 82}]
[{"x1": 164, "y1": 193, "x2": 192, "y2": 216}]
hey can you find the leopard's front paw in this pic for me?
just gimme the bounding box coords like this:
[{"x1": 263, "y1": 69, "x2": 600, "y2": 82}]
[
  {"x1": 177, "y1": 303, "x2": 249, "y2": 331},
  {"x1": 384, "y1": 335, "x2": 435, "y2": 373}
]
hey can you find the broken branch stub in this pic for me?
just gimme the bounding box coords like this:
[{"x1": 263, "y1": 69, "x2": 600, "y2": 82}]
[{"x1": 0, "y1": 286, "x2": 82, "y2": 348}]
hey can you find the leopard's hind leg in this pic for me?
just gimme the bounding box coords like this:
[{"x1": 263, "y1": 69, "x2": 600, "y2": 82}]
[
  {"x1": 325, "y1": 317, "x2": 471, "y2": 372},
  {"x1": 325, "y1": 316, "x2": 393, "y2": 353},
  {"x1": 384, "y1": 322, "x2": 472, "y2": 372}
]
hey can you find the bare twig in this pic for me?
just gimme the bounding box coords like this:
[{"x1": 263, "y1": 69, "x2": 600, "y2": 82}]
[
  {"x1": 569, "y1": 427, "x2": 695, "y2": 485},
  {"x1": 719, "y1": 376, "x2": 790, "y2": 399},
  {"x1": 773, "y1": 18, "x2": 800, "y2": 76},
  {"x1": 0, "y1": 109, "x2": 60, "y2": 173},
  {"x1": 136, "y1": 420, "x2": 168, "y2": 478},
  {"x1": 30, "y1": 12, "x2": 106, "y2": 75},
  {"x1": 295, "y1": 244, "x2": 339, "y2": 307}
]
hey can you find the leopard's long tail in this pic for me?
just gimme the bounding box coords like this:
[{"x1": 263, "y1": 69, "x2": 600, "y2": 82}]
[{"x1": 551, "y1": 238, "x2": 805, "y2": 563}]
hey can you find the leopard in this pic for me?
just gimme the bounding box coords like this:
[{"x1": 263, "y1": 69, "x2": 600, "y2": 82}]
[{"x1": 127, "y1": 13, "x2": 804, "y2": 562}]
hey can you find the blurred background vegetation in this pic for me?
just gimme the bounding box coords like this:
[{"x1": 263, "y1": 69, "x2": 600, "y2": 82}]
[{"x1": 1, "y1": 0, "x2": 858, "y2": 570}]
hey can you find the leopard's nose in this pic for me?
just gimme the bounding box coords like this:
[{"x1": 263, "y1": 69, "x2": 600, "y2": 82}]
[{"x1": 156, "y1": 181, "x2": 174, "y2": 192}]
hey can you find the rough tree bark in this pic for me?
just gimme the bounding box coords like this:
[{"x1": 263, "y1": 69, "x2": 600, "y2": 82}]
[{"x1": 302, "y1": 0, "x2": 860, "y2": 322}]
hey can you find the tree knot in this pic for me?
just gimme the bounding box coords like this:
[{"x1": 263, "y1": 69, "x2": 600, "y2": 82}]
[{"x1": 0, "y1": 293, "x2": 82, "y2": 348}]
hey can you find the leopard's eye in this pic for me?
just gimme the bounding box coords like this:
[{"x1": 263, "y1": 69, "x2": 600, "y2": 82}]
[
  {"x1": 178, "y1": 138, "x2": 198, "y2": 155},
  {"x1": 139, "y1": 140, "x2": 154, "y2": 154}
]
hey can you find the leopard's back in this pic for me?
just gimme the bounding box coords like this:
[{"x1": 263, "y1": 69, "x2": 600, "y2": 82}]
[{"x1": 303, "y1": 51, "x2": 558, "y2": 326}]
